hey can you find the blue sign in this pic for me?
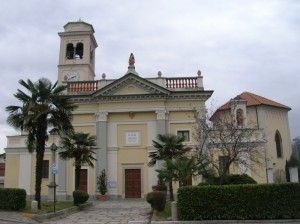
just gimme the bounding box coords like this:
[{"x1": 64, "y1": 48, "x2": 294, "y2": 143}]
[{"x1": 52, "y1": 163, "x2": 58, "y2": 174}]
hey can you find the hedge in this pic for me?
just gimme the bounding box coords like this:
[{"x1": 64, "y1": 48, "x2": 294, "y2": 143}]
[
  {"x1": 178, "y1": 183, "x2": 300, "y2": 220},
  {"x1": 73, "y1": 190, "x2": 89, "y2": 205},
  {"x1": 0, "y1": 188, "x2": 26, "y2": 210},
  {"x1": 146, "y1": 192, "x2": 154, "y2": 207}
]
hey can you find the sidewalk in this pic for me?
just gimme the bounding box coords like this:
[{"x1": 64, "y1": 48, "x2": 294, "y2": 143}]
[{"x1": 0, "y1": 211, "x2": 37, "y2": 223}]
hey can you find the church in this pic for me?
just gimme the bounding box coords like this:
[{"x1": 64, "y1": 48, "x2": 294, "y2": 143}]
[
  {"x1": 4, "y1": 21, "x2": 212, "y2": 200},
  {"x1": 4, "y1": 21, "x2": 293, "y2": 200}
]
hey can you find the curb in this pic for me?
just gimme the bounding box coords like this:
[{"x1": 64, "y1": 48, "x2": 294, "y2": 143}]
[
  {"x1": 30, "y1": 202, "x2": 93, "y2": 222},
  {"x1": 129, "y1": 220, "x2": 300, "y2": 224}
]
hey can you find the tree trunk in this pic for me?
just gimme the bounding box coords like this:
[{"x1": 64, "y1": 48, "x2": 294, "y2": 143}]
[
  {"x1": 169, "y1": 181, "x2": 174, "y2": 201},
  {"x1": 35, "y1": 118, "x2": 47, "y2": 209},
  {"x1": 75, "y1": 165, "x2": 81, "y2": 190}
]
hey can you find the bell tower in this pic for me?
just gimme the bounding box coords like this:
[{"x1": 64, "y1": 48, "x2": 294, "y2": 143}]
[{"x1": 57, "y1": 20, "x2": 98, "y2": 85}]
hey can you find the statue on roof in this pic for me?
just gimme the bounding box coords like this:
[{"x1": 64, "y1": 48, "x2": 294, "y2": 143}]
[{"x1": 129, "y1": 53, "x2": 135, "y2": 66}]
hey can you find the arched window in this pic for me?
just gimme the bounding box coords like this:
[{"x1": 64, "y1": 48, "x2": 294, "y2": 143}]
[
  {"x1": 66, "y1": 43, "x2": 74, "y2": 59},
  {"x1": 236, "y1": 109, "x2": 243, "y2": 127},
  {"x1": 76, "y1": 43, "x2": 84, "y2": 59},
  {"x1": 275, "y1": 130, "x2": 283, "y2": 158}
]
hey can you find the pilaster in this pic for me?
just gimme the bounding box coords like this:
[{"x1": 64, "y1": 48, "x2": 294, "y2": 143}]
[
  {"x1": 57, "y1": 153, "x2": 67, "y2": 201},
  {"x1": 95, "y1": 111, "x2": 108, "y2": 193},
  {"x1": 155, "y1": 110, "x2": 169, "y2": 134}
]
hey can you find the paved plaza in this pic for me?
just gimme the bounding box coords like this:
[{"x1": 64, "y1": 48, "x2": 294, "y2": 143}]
[
  {"x1": 0, "y1": 200, "x2": 151, "y2": 224},
  {"x1": 44, "y1": 200, "x2": 151, "y2": 224}
]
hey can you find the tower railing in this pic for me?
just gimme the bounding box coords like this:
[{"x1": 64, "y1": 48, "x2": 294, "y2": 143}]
[{"x1": 67, "y1": 81, "x2": 98, "y2": 92}]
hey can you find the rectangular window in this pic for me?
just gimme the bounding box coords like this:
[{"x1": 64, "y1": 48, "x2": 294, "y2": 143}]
[
  {"x1": 42, "y1": 160, "x2": 49, "y2": 179},
  {"x1": 219, "y1": 156, "x2": 230, "y2": 175},
  {"x1": 177, "y1": 130, "x2": 190, "y2": 142}
]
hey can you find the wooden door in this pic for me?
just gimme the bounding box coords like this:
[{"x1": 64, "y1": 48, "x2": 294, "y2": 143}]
[
  {"x1": 79, "y1": 169, "x2": 88, "y2": 192},
  {"x1": 125, "y1": 169, "x2": 141, "y2": 198}
]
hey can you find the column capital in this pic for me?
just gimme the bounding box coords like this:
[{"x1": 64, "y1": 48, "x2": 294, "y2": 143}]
[
  {"x1": 156, "y1": 110, "x2": 168, "y2": 120},
  {"x1": 95, "y1": 112, "x2": 108, "y2": 122}
]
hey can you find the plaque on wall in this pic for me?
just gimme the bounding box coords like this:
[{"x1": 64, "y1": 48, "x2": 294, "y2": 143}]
[
  {"x1": 125, "y1": 131, "x2": 141, "y2": 146},
  {"x1": 108, "y1": 181, "x2": 117, "y2": 188}
]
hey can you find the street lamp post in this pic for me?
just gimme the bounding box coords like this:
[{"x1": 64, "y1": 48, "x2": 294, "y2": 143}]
[{"x1": 48, "y1": 143, "x2": 58, "y2": 213}]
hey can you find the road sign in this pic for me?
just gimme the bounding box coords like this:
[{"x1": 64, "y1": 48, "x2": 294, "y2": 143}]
[{"x1": 52, "y1": 163, "x2": 58, "y2": 174}]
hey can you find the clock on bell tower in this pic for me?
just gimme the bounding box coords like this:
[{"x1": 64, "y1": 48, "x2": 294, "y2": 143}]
[{"x1": 57, "y1": 20, "x2": 98, "y2": 85}]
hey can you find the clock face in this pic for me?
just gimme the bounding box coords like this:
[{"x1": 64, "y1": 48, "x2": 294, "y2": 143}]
[{"x1": 66, "y1": 71, "x2": 80, "y2": 81}]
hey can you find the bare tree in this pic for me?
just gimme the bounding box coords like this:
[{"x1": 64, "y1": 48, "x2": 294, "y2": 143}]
[
  {"x1": 292, "y1": 137, "x2": 300, "y2": 160},
  {"x1": 195, "y1": 101, "x2": 266, "y2": 181}
]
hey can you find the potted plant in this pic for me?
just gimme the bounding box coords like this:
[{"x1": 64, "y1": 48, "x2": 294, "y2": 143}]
[{"x1": 97, "y1": 169, "x2": 108, "y2": 201}]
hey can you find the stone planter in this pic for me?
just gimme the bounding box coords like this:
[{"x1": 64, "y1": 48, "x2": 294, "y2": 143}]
[{"x1": 99, "y1": 195, "x2": 108, "y2": 201}]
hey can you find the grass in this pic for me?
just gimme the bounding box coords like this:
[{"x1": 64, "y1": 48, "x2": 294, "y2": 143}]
[
  {"x1": 154, "y1": 201, "x2": 171, "y2": 221},
  {"x1": 21, "y1": 201, "x2": 74, "y2": 214}
]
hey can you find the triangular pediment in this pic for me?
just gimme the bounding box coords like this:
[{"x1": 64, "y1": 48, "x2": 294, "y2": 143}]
[{"x1": 92, "y1": 73, "x2": 170, "y2": 97}]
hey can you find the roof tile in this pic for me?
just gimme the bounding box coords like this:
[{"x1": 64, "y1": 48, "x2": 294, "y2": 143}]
[{"x1": 218, "y1": 92, "x2": 291, "y2": 110}]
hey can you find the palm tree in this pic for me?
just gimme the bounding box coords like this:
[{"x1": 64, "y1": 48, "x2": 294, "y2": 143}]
[
  {"x1": 161, "y1": 157, "x2": 199, "y2": 187},
  {"x1": 59, "y1": 132, "x2": 97, "y2": 190},
  {"x1": 148, "y1": 133, "x2": 191, "y2": 200},
  {"x1": 6, "y1": 78, "x2": 76, "y2": 209}
]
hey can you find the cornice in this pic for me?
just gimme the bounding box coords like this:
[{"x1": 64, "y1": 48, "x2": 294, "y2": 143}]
[{"x1": 68, "y1": 91, "x2": 211, "y2": 103}]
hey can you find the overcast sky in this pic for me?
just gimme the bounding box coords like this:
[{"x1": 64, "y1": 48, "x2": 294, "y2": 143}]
[{"x1": 0, "y1": 0, "x2": 299, "y2": 154}]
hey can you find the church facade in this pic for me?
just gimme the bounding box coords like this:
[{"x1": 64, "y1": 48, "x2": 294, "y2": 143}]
[
  {"x1": 4, "y1": 21, "x2": 212, "y2": 200},
  {"x1": 4, "y1": 21, "x2": 293, "y2": 200}
]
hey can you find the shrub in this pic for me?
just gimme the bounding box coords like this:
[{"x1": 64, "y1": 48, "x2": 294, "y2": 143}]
[
  {"x1": 204, "y1": 174, "x2": 257, "y2": 185},
  {"x1": 223, "y1": 174, "x2": 257, "y2": 185},
  {"x1": 0, "y1": 188, "x2": 26, "y2": 210},
  {"x1": 178, "y1": 183, "x2": 300, "y2": 220},
  {"x1": 73, "y1": 190, "x2": 89, "y2": 205},
  {"x1": 146, "y1": 192, "x2": 154, "y2": 207},
  {"x1": 152, "y1": 191, "x2": 167, "y2": 212}
]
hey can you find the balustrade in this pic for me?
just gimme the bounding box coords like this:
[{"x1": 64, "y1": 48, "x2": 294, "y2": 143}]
[
  {"x1": 67, "y1": 81, "x2": 98, "y2": 92},
  {"x1": 67, "y1": 77, "x2": 198, "y2": 93},
  {"x1": 166, "y1": 77, "x2": 198, "y2": 88}
]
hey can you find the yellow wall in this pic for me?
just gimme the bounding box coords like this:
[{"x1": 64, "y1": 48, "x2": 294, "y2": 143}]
[
  {"x1": 117, "y1": 123, "x2": 149, "y2": 196},
  {"x1": 4, "y1": 154, "x2": 19, "y2": 188},
  {"x1": 109, "y1": 112, "x2": 156, "y2": 122},
  {"x1": 264, "y1": 107, "x2": 292, "y2": 181},
  {"x1": 30, "y1": 154, "x2": 52, "y2": 195},
  {"x1": 169, "y1": 111, "x2": 196, "y2": 121}
]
